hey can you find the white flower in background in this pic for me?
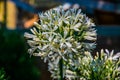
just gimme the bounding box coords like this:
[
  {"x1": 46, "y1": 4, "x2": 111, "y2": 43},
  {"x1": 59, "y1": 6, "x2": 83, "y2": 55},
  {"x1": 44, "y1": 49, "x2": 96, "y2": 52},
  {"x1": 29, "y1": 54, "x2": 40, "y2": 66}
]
[{"x1": 24, "y1": 6, "x2": 96, "y2": 79}]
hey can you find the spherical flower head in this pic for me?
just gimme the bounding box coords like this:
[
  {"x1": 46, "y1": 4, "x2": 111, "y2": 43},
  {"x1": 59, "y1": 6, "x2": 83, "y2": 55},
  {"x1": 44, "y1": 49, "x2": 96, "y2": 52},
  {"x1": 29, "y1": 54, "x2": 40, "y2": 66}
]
[{"x1": 24, "y1": 6, "x2": 96, "y2": 79}]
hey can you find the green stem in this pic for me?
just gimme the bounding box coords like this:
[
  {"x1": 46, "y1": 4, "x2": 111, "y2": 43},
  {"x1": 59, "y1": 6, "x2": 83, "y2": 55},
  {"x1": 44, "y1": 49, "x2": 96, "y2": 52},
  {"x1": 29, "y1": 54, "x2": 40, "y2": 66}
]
[{"x1": 59, "y1": 58, "x2": 63, "y2": 80}]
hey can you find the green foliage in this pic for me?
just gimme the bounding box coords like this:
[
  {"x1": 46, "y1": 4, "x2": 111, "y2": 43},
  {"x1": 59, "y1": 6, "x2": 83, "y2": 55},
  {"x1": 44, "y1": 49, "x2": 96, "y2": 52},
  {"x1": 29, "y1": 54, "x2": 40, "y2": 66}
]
[
  {"x1": 0, "y1": 68, "x2": 7, "y2": 80},
  {"x1": 0, "y1": 28, "x2": 40, "y2": 80}
]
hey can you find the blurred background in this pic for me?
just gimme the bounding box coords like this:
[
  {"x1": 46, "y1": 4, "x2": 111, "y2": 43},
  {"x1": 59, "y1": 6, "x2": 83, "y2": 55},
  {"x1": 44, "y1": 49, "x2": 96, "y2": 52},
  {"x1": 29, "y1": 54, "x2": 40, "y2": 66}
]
[{"x1": 0, "y1": 0, "x2": 120, "y2": 80}]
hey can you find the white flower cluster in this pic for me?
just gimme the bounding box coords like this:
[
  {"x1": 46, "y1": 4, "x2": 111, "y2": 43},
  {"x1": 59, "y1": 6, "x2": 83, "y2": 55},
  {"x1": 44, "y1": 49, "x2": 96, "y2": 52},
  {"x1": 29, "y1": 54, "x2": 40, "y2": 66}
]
[
  {"x1": 24, "y1": 6, "x2": 96, "y2": 79},
  {"x1": 65, "y1": 50, "x2": 120, "y2": 80}
]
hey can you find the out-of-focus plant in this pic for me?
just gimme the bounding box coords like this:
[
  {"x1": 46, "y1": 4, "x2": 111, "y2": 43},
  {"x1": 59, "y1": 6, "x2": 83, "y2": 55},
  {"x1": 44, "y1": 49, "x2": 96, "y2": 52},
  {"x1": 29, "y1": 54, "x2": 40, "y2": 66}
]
[
  {"x1": 24, "y1": 6, "x2": 96, "y2": 79},
  {"x1": 0, "y1": 28, "x2": 40, "y2": 80},
  {"x1": 65, "y1": 49, "x2": 120, "y2": 80},
  {"x1": 0, "y1": 68, "x2": 8, "y2": 80}
]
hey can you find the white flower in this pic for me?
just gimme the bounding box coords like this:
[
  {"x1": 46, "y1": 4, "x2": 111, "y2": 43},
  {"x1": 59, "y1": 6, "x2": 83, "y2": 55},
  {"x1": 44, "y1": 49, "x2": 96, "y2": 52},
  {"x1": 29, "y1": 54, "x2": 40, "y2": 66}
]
[
  {"x1": 24, "y1": 6, "x2": 96, "y2": 79},
  {"x1": 112, "y1": 52, "x2": 120, "y2": 60}
]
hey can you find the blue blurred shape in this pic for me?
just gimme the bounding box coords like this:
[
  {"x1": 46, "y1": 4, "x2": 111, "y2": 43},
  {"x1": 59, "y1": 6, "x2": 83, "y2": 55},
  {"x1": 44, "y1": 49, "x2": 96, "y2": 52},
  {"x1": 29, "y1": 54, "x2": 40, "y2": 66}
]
[
  {"x1": 11, "y1": 0, "x2": 116, "y2": 14},
  {"x1": 59, "y1": 0, "x2": 116, "y2": 14},
  {"x1": 11, "y1": 0, "x2": 36, "y2": 13},
  {"x1": 96, "y1": 26, "x2": 120, "y2": 36}
]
